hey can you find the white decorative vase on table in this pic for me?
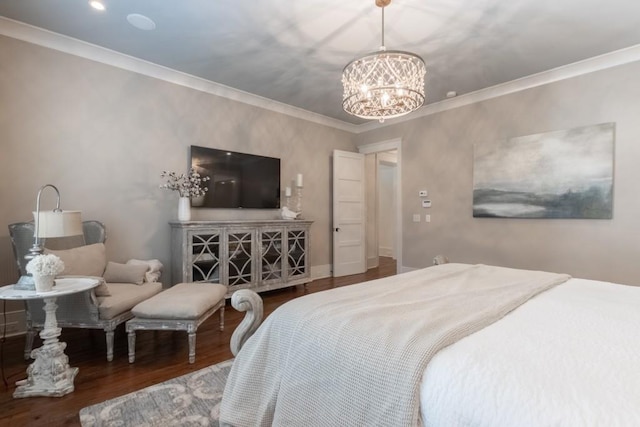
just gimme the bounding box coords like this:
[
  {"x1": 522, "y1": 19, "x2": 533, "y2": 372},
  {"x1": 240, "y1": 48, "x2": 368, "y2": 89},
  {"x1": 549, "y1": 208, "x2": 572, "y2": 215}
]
[
  {"x1": 34, "y1": 274, "x2": 55, "y2": 292},
  {"x1": 26, "y1": 253, "x2": 64, "y2": 293},
  {"x1": 178, "y1": 197, "x2": 191, "y2": 221},
  {"x1": 160, "y1": 168, "x2": 209, "y2": 222}
]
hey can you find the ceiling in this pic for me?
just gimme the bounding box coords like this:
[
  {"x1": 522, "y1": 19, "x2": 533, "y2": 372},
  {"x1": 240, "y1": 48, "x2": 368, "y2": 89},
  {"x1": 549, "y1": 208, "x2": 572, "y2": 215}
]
[{"x1": 1, "y1": 0, "x2": 640, "y2": 126}]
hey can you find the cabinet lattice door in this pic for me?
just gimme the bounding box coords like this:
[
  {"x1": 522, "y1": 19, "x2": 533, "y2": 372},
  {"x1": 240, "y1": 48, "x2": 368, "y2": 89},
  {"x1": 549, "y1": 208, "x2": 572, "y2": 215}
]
[
  {"x1": 190, "y1": 232, "x2": 221, "y2": 282},
  {"x1": 287, "y1": 229, "x2": 307, "y2": 278},
  {"x1": 227, "y1": 230, "x2": 253, "y2": 287},
  {"x1": 261, "y1": 230, "x2": 283, "y2": 283},
  {"x1": 171, "y1": 220, "x2": 312, "y2": 296}
]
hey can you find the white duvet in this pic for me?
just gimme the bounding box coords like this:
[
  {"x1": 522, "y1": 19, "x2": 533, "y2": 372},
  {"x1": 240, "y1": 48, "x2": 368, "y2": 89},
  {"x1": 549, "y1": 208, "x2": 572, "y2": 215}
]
[{"x1": 419, "y1": 278, "x2": 640, "y2": 426}]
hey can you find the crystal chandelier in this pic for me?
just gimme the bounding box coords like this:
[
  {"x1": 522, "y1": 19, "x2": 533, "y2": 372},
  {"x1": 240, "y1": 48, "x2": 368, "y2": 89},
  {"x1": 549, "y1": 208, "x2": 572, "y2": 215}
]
[{"x1": 342, "y1": 0, "x2": 426, "y2": 123}]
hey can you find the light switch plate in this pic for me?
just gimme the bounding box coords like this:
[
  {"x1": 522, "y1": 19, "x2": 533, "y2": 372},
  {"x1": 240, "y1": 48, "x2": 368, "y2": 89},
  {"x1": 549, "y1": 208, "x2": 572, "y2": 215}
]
[
  {"x1": 412, "y1": 214, "x2": 421, "y2": 222},
  {"x1": 419, "y1": 190, "x2": 428, "y2": 197},
  {"x1": 425, "y1": 214, "x2": 431, "y2": 223}
]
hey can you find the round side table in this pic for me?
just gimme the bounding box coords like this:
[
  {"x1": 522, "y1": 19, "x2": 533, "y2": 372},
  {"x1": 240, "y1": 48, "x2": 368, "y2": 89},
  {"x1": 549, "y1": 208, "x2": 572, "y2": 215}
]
[{"x1": 0, "y1": 277, "x2": 99, "y2": 398}]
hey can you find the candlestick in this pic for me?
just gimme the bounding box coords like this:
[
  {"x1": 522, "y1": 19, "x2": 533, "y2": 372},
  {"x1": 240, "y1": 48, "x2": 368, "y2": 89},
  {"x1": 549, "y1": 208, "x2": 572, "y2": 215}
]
[
  {"x1": 295, "y1": 186, "x2": 303, "y2": 218},
  {"x1": 285, "y1": 186, "x2": 292, "y2": 197},
  {"x1": 296, "y1": 173, "x2": 303, "y2": 188}
]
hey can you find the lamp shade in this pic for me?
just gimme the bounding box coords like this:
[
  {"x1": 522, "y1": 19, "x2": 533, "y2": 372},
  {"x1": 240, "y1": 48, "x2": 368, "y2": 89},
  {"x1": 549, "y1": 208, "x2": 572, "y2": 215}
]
[{"x1": 33, "y1": 210, "x2": 83, "y2": 238}]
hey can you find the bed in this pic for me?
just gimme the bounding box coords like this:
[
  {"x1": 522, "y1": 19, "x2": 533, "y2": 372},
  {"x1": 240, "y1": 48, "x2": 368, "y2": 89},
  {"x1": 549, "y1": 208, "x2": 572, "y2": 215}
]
[{"x1": 219, "y1": 263, "x2": 640, "y2": 426}]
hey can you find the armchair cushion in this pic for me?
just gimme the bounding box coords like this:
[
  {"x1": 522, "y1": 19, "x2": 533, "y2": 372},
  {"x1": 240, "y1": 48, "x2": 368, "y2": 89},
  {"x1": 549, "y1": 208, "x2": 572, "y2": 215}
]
[
  {"x1": 45, "y1": 243, "x2": 107, "y2": 277},
  {"x1": 103, "y1": 262, "x2": 148, "y2": 285},
  {"x1": 96, "y1": 282, "x2": 163, "y2": 320}
]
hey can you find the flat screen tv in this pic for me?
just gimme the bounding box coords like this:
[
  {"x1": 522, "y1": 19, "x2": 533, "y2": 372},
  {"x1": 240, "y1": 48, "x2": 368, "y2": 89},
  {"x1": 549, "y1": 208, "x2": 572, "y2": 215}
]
[{"x1": 190, "y1": 145, "x2": 281, "y2": 209}]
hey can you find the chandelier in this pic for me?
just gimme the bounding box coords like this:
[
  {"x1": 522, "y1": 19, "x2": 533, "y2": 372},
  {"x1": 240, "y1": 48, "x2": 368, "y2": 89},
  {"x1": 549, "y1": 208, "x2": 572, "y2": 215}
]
[{"x1": 342, "y1": 0, "x2": 426, "y2": 123}]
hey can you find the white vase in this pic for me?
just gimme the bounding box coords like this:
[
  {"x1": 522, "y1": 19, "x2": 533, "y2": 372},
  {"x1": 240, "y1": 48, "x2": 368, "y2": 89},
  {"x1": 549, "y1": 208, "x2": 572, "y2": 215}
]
[
  {"x1": 178, "y1": 197, "x2": 191, "y2": 221},
  {"x1": 34, "y1": 274, "x2": 55, "y2": 292}
]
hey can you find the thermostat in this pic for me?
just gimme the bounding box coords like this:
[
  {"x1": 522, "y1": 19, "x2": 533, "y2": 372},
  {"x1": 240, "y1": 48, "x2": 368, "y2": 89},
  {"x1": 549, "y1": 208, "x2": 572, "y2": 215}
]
[
  {"x1": 422, "y1": 200, "x2": 432, "y2": 208},
  {"x1": 419, "y1": 190, "x2": 428, "y2": 197}
]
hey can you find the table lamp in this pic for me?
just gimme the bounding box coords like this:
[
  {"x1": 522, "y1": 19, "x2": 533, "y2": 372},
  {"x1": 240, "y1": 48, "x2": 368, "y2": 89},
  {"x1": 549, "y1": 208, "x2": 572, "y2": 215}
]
[{"x1": 15, "y1": 184, "x2": 83, "y2": 290}]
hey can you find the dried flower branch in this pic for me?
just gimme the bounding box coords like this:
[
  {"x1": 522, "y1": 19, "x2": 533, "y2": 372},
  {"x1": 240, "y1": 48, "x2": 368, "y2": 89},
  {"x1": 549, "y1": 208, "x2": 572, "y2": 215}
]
[{"x1": 160, "y1": 168, "x2": 210, "y2": 198}]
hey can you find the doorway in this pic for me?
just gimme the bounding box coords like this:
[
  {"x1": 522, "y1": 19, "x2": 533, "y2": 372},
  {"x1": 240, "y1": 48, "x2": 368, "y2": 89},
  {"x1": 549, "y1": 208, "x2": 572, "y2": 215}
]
[
  {"x1": 358, "y1": 138, "x2": 402, "y2": 274},
  {"x1": 377, "y1": 152, "x2": 398, "y2": 260}
]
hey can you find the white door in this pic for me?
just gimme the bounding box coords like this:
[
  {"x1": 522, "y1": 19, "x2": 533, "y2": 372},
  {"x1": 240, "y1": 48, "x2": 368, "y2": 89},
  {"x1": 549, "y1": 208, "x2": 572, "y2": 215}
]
[{"x1": 332, "y1": 150, "x2": 366, "y2": 277}]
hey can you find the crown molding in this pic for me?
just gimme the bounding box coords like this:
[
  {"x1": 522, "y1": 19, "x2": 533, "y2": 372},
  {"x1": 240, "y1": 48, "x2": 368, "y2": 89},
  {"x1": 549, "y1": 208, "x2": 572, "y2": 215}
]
[
  {"x1": 354, "y1": 43, "x2": 640, "y2": 134},
  {"x1": 3, "y1": 17, "x2": 640, "y2": 136},
  {"x1": 0, "y1": 17, "x2": 359, "y2": 134}
]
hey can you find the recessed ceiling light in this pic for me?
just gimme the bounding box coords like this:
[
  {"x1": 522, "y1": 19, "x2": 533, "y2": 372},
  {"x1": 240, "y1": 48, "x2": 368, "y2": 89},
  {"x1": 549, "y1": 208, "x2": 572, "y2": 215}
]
[
  {"x1": 89, "y1": 1, "x2": 105, "y2": 11},
  {"x1": 126, "y1": 13, "x2": 156, "y2": 31}
]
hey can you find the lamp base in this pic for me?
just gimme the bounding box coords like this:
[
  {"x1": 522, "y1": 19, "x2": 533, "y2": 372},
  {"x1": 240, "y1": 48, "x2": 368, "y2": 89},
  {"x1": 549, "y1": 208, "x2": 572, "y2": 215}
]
[{"x1": 14, "y1": 275, "x2": 36, "y2": 291}]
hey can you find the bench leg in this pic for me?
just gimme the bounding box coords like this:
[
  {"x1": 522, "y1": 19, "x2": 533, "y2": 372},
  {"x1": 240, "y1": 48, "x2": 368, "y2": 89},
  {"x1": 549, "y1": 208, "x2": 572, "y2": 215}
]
[
  {"x1": 188, "y1": 332, "x2": 196, "y2": 364},
  {"x1": 219, "y1": 306, "x2": 225, "y2": 331},
  {"x1": 127, "y1": 330, "x2": 136, "y2": 363}
]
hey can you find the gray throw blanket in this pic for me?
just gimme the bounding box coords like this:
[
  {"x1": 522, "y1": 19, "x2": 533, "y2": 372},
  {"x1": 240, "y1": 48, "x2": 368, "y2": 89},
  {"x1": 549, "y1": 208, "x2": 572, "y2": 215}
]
[{"x1": 220, "y1": 263, "x2": 570, "y2": 427}]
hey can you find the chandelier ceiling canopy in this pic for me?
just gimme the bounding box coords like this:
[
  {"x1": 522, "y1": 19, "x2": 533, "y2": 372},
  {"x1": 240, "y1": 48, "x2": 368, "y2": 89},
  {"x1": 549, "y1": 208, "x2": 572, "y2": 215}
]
[{"x1": 342, "y1": 0, "x2": 426, "y2": 123}]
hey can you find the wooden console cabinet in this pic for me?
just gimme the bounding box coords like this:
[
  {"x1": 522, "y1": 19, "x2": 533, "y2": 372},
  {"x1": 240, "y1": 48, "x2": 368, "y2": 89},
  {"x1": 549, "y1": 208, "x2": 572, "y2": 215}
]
[{"x1": 170, "y1": 220, "x2": 312, "y2": 296}]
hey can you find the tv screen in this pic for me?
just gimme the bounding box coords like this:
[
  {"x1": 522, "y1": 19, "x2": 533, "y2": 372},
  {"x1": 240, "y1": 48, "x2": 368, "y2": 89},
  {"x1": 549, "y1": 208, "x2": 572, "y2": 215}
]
[{"x1": 190, "y1": 146, "x2": 281, "y2": 209}]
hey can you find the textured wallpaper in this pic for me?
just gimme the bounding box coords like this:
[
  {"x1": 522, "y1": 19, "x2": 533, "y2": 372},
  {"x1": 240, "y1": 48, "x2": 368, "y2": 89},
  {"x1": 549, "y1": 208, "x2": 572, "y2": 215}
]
[
  {"x1": 356, "y1": 60, "x2": 640, "y2": 285},
  {"x1": 0, "y1": 35, "x2": 356, "y2": 286}
]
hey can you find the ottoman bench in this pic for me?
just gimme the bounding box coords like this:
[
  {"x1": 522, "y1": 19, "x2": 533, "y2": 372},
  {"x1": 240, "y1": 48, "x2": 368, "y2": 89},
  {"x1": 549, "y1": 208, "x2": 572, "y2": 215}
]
[{"x1": 126, "y1": 282, "x2": 227, "y2": 364}]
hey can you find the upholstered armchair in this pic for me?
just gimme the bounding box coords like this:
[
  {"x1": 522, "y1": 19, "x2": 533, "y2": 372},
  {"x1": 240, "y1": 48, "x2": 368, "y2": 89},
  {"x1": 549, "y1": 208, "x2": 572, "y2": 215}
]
[{"x1": 8, "y1": 221, "x2": 163, "y2": 361}]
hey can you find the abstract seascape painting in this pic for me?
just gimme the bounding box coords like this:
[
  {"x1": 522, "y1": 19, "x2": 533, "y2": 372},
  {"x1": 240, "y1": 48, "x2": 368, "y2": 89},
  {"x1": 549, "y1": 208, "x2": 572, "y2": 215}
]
[{"x1": 473, "y1": 123, "x2": 614, "y2": 219}]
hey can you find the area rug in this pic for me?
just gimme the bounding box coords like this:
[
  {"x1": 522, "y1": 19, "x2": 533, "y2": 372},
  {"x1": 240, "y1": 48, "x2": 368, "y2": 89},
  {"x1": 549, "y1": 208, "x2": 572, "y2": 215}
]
[{"x1": 79, "y1": 359, "x2": 233, "y2": 427}]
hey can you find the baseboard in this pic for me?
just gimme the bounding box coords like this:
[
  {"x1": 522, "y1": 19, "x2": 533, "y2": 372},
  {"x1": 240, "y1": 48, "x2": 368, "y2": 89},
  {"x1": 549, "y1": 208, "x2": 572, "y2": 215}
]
[
  {"x1": 366, "y1": 257, "x2": 378, "y2": 270},
  {"x1": 379, "y1": 247, "x2": 393, "y2": 258},
  {"x1": 0, "y1": 309, "x2": 26, "y2": 337},
  {"x1": 310, "y1": 264, "x2": 332, "y2": 280}
]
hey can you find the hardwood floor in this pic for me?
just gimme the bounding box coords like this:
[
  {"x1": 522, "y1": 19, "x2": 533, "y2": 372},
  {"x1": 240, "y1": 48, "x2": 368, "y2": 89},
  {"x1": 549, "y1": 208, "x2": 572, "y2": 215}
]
[{"x1": 0, "y1": 257, "x2": 396, "y2": 426}]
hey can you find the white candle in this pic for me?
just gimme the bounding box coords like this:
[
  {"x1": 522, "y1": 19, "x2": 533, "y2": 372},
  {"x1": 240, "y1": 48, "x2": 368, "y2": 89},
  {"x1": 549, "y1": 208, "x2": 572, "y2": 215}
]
[
  {"x1": 285, "y1": 186, "x2": 292, "y2": 197},
  {"x1": 296, "y1": 173, "x2": 303, "y2": 187}
]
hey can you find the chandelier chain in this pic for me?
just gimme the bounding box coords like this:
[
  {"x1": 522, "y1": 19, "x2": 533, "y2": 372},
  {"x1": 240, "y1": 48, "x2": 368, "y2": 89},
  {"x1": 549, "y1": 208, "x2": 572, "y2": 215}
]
[{"x1": 381, "y1": 5, "x2": 385, "y2": 49}]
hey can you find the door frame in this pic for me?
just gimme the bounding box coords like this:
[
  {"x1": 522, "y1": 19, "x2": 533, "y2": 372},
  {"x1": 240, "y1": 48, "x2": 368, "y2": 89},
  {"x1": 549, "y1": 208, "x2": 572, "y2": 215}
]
[{"x1": 358, "y1": 138, "x2": 403, "y2": 273}]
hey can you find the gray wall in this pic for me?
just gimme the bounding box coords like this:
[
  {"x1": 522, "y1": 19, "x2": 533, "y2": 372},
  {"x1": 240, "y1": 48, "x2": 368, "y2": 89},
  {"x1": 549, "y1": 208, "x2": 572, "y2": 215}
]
[
  {"x1": 356, "y1": 60, "x2": 640, "y2": 286},
  {"x1": 0, "y1": 35, "x2": 356, "y2": 288},
  {"x1": 3, "y1": 33, "x2": 640, "y2": 292}
]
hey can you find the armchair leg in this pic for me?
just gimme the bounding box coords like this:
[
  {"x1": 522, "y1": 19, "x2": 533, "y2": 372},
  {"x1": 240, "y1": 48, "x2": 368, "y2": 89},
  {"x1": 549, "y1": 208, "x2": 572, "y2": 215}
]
[
  {"x1": 23, "y1": 328, "x2": 36, "y2": 360},
  {"x1": 127, "y1": 330, "x2": 136, "y2": 363},
  {"x1": 105, "y1": 329, "x2": 115, "y2": 362}
]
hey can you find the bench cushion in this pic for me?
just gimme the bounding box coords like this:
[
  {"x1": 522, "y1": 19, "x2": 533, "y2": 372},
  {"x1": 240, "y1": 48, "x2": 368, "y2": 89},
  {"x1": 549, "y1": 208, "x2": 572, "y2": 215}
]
[
  {"x1": 97, "y1": 282, "x2": 163, "y2": 320},
  {"x1": 132, "y1": 283, "x2": 227, "y2": 320}
]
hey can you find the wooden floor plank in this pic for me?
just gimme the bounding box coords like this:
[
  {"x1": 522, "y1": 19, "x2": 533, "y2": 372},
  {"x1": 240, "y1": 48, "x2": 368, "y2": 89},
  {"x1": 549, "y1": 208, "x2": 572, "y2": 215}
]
[{"x1": 0, "y1": 257, "x2": 396, "y2": 426}]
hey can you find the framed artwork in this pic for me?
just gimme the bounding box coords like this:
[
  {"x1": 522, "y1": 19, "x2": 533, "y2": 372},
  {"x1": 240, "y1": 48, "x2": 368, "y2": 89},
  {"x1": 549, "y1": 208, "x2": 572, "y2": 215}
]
[{"x1": 473, "y1": 123, "x2": 614, "y2": 219}]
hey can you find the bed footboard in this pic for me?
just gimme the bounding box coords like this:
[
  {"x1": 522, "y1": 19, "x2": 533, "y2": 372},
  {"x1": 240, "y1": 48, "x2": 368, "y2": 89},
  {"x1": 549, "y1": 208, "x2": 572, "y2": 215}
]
[{"x1": 230, "y1": 289, "x2": 263, "y2": 356}]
